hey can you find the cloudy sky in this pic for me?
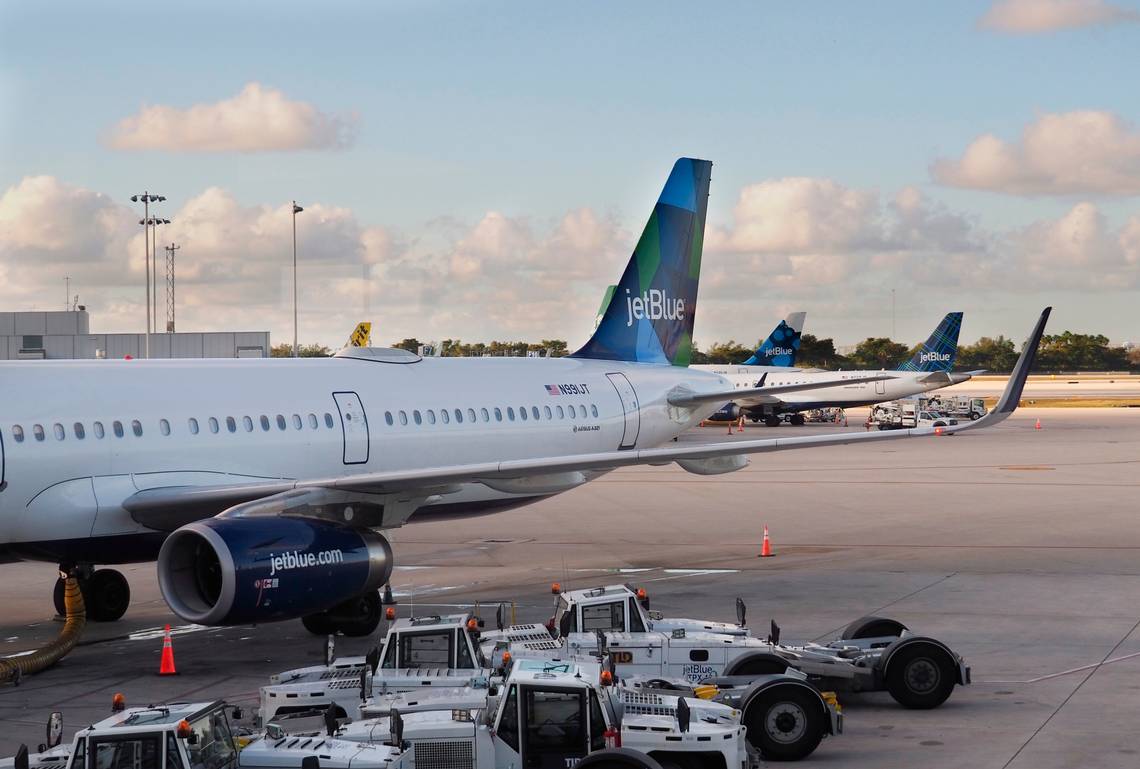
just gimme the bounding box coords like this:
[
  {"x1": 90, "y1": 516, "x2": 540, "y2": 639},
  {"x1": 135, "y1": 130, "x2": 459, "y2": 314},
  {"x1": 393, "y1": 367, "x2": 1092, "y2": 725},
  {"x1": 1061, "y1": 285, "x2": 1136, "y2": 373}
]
[{"x1": 1, "y1": 0, "x2": 1138, "y2": 350}]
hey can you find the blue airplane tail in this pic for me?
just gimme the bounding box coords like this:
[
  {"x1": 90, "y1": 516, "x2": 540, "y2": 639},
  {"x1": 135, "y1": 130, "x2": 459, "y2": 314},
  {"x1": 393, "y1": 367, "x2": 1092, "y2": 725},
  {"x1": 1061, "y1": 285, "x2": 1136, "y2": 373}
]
[
  {"x1": 741, "y1": 312, "x2": 806, "y2": 366},
  {"x1": 571, "y1": 158, "x2": 713, "y2": 366},
  {"x1": 896, "y1": 312, "x2": 963, "y2": 372}
]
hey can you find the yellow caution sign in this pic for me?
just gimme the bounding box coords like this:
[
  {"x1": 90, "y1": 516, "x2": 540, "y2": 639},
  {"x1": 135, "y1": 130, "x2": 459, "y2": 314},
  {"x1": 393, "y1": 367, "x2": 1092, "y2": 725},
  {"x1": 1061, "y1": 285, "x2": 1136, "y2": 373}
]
[{"x1": 346, "y1": 322, "x2": 372, "y2": 348}]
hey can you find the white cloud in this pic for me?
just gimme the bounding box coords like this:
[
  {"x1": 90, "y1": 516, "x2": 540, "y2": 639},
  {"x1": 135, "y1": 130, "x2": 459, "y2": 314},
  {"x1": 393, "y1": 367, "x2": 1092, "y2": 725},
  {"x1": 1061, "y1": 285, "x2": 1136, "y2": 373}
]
[
  {"x1": 979, "y1": 0, "x2": 1139, "y2": 33},
  {"x1": 932, "y1": 111, "x2": 1140, "y2": 195},
  {"x1": 1012, "y1": 202, "x2": 1140, "y2": 288},
  {"x1": 105, "y1": 83, "x2": 357, "y2": 152}
]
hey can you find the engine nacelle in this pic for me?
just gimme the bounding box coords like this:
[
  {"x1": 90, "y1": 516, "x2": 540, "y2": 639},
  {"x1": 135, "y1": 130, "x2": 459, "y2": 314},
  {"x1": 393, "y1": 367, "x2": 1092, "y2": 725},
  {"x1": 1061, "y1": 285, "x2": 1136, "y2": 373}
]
[
  {"x1": 713, "y1": 402, "x2": 742, "y2": 422},
  {"x1": 157, "y1": 517, "x2": 393, "y2": 625}
]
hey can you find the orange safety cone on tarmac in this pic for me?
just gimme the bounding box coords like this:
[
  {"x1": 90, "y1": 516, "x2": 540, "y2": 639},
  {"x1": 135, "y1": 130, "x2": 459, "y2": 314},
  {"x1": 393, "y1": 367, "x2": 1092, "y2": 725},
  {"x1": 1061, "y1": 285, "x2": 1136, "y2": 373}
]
[
  {"x1": 158, "y1": 624, "x2": 178, "y2": 676},
  {"x1": 759, "y1": 526, "x2": 773, "y2": 558},
  {"x1": 1035, "y1": 418, "x2": 1042, "y2": 430},
  {"x1": 737, "y1": 416, "x2": 745, "y2": 433}
]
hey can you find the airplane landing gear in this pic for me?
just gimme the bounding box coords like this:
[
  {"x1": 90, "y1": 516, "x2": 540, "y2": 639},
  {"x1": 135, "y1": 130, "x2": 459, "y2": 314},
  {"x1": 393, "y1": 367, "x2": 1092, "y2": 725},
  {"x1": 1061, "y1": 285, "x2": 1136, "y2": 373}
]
[
  {"x1": 302, "y1": 590, "x2": 382, "y2": 637},
  {"x1": 53, "y1": 567, "x2": 131, "y2": 622},
  {"x1": 764, "y1": 414, "x2": 782, "y2": 427}
]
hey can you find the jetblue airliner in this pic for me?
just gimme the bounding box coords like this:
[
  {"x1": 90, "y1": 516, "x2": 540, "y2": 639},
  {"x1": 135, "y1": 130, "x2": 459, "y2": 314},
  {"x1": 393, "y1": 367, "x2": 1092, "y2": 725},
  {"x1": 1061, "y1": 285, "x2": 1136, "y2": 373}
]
[{"x1": 0, "y1": 159, "x2": 1048, "y2": 635}]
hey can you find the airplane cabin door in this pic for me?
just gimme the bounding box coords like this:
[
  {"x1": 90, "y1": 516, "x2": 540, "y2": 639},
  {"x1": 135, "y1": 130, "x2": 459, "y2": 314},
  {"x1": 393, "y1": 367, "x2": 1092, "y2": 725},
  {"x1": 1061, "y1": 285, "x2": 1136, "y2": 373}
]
[
  {"x1": 876, "y1": 377, "x2": 887, "y2": 396},
  {"x1": 606, "y1": 372, "x2": 640, "y2": 450},
  {"x1": 332, "y1": 391, "x2": 370, "y2": 464}
]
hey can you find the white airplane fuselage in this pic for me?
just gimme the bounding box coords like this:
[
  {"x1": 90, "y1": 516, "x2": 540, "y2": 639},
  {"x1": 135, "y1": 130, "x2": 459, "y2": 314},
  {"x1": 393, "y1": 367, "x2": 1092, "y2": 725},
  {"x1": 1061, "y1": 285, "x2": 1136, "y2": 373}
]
[
  {"x1": 0, "y1": 354, "x2": 726, "y2": 565},
  {"x1": 694, "y1": 365, "x2": 969, "y2": 411}
]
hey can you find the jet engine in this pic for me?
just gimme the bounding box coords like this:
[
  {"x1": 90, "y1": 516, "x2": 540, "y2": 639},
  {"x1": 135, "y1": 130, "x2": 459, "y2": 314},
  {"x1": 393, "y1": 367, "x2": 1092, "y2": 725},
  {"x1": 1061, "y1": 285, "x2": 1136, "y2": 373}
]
[{"x1": 157, "y1": 516, "x2": 393, "y2": 625}]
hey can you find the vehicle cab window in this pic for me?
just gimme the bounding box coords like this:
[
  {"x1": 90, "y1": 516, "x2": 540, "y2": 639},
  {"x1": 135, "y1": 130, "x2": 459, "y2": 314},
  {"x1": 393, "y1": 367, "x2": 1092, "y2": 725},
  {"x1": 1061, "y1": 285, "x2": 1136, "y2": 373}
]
[
  {"x1": 398, "y1": 629, "x2": 452, "y2": 668},
  {"x1": 457, "y1": 629, "x2": 475, "y2": 668},
  {"x1": 523, "y1": 687, "x2": 588, "y2": 763},
  {"x1": 580, "y1": 601, "x2": 624, "y2": 632},
  {"x1": 496, "y1": 685, "x2": 520, "y2": 752},
  {"x1": 91, "y1": 734, "x2": 160, "y2": 769},
  {"x1": 188, "y1": 708, "x2": 235, "y2": 769},
  {"x1": 67, "y1": 737, "x2": 85, "y2": 769},
  {"x1": 628, "y1": 598, "x2": 647, "y2": 632}
]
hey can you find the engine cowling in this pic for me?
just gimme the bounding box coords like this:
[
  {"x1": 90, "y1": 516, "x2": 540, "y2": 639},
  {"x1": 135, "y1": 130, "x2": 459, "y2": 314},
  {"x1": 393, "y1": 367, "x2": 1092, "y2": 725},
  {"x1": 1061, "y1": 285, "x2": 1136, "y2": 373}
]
[
  {"x1": 157, "y1": 517, "x2": 393, "y2": 625},
  {"x1": 713, "y1": 402, "x2": 742, "y2": 421}
]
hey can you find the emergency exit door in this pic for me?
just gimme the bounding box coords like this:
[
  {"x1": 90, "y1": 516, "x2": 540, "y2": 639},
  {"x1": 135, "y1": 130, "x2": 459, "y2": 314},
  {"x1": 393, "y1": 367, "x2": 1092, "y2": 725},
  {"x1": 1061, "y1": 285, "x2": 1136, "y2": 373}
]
[
  {"x1": 333, "y1": 391, "x2": 370, "y2": 464},
  {"x1": 606, "y1": 373, "x2": 640, "y2": 450}
]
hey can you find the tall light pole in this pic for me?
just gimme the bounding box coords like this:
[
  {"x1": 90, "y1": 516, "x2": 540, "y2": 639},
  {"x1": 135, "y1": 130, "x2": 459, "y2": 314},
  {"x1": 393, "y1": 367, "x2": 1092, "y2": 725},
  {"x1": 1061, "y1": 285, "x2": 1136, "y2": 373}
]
[
  {"x1": 165, "y1": 242, "x2": 180, "y2": 332},
  {"x1": 131, "y1": 192, "x2": 165, "y2": 358},
  {"x1": 292, "y1": 201, "x2": 303, "y2": 357},
  {"x1": 139, "y1": 217, "x2": 170, "y2": 354}
]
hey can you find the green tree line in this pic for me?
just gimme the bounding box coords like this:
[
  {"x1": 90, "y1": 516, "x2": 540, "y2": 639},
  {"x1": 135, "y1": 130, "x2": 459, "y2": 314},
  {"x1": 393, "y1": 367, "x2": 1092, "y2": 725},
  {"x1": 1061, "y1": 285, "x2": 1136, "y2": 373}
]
[{"x1": 274, "y1": 333, "x2": 1137, "y2": 372}]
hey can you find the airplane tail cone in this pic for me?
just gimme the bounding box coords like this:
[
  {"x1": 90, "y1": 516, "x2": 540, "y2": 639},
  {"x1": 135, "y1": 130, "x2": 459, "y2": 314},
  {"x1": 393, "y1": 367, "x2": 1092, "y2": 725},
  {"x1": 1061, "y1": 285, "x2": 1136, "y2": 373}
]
[
  {"x1": 158, "y1": 625, "x2": 178, "y2": 676},
  {"x1": 1035, "y1": 418, "x2": 1042, "y2": 430},
  {"x1": 759, "y1": 526, "x2": 773, "y2": 558}
]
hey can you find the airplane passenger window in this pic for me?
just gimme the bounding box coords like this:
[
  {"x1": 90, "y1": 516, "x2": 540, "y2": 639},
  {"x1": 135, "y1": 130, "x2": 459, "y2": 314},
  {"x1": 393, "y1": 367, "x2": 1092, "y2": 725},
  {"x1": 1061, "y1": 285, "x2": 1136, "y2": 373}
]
[
  {"x1": 519, "y1": 407, "x2": 527, "y2": 421},
  {"x1": 507, "y1": 407, "x2": 515, "y2": 421},
  {"x1": 427, "y1": 409, "x2": 437, "y2": 424},
  {"x1": 467, "y1": 408, "x2": 476, "y2": 423},
  {"x1": 93, "y1": 421, "x2": 104, "y2": 439},
  {"x1": 34, "y1": 424, "x2": 46, "y2": 441},
  {"x1": 579, "y1": 405, "x2": 587, "y2": 418},
  {"x1": 591, "y1": 404, "x2": 599, "y2": 418},
  {"x1": 481, "y1": 408, "x2": 489, "y2": 422},
  {"x1": 324, "y1": 413, "x2": 335, "y2": 428},
  {"x1": 531, "y1": 406, "x2": 540, "y2": 420},
  {"x1": 243, "y1": 416, "x2": 254, "y2": 432},
  {"x1": 54, "y1": 423, "x2": 65, "y2": 440},
  {"x1": 308, "y1": 413, "x2": 318, "y2": 429},
  {"x1": 567, "y1": 407, "x2": 575, "y2": 420},
  {"x1": 188, "y1": 418, "x2": 199, "y2": 435},
  {"x1": 292, "y1": 414, "x2": 302, "y2": 430},
  {"x1": 226, "y1": 417, "x2": 236, "y2": 433},
  {"x1": 131, "y1": 420, "x2": 143, "y2": 437},
  {"x1": 413, "y1": 410, "x2": 422, "y2": 425},
  {"x1": 276, "y1": 415, "x2": 287, "y2": 430},
  {"x1": 260, "y1": 415, "x2": 271, "y2": 431},
  {"x1": 74, "y1": 423, "x2": 86, "y2": 440},
  {"x1": 399, "y1": 410, "x2": 408, "y2": 426},
  {"x1": 11, "y1": 425, "x2": 24, "y2": 443},
  {"x1": 160, "y1": 419, "x2": 171, "y2": 436},
  {"x1": 544, "y1": 406, "x2": 552, "y2": 420},
  {"x1": 494, "y1": 407, "x2": 503, "y2": 422},
  {"x1": 441, "y1": 409, "x2": 450, "y2": 424},
  {"x1": 557, "y1": 405, "x2": 565, "y2": 419},
  {"x1": 208, "y1": 417, "x2": 219, "y2": 434},
  {"x1": 385, "y1": 411, "x2": 394, "y2": 426},
  {"x1": 453, "y1": 408, "x2": 463, "y2": 423},
  {"x1": 112, "y1": 421, "x2": 123, "y2": 438}
]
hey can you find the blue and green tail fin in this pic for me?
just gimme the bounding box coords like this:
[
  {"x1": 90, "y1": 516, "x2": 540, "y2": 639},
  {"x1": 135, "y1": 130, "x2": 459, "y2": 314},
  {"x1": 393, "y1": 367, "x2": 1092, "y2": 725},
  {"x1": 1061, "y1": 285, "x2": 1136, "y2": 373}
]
[
  {"x1": 571, "y1": 158, "x2": 713, "y2": 366},
  {"x1": 897, "y1": 312, "x2": 963, "y2": 372},
  {"x1": 741, "y1": 312, "x2": 806, "y2": 366}
]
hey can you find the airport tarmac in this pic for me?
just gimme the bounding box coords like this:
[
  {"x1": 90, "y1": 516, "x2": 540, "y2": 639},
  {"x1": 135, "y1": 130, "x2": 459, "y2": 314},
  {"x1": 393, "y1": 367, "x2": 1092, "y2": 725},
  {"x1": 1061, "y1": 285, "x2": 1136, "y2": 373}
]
[
  {"x1": 944, "y1": 374, "x2": 1140, "y2": 400},
  {"x1": 2, "y1": 408, "x2": 1138, "y2": 767}
]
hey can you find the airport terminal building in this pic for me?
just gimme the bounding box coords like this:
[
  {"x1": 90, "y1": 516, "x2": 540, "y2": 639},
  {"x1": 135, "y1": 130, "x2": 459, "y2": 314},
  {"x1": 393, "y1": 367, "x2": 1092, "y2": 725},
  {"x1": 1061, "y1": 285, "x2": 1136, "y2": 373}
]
[{"x1": 0, "y1": 310, "x2": 270, "y2": 359}]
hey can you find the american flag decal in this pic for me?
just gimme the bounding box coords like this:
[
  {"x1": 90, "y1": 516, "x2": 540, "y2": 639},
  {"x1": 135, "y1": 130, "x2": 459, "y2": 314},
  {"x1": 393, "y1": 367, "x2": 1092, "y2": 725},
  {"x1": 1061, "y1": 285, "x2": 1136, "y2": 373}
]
[{"x1": 545, "y1": 384, "x2": 559, "y2": 396}]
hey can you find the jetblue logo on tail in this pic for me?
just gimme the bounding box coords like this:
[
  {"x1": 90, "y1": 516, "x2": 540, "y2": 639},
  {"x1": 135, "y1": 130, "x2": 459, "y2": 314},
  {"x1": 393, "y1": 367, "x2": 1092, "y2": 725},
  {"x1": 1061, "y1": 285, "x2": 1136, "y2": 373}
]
[
  {"x1": 625, "y1": 288, "x2": 685, "y2": 326},
  {"x1": 897, "y1": 312, "x2": 963, "y2": 372},
  {"x1": 920, "y1": 351, "x2": 951, "y2": 364},
  {"x1": 765, "y1": 347, "x2": 795, "y2": 358}
]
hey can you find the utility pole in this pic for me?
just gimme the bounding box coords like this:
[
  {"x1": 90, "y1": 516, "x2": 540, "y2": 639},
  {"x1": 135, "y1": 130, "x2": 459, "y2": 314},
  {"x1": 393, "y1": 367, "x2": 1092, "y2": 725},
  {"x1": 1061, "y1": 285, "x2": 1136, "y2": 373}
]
[
  {"x1": 64, "y1": 276, "x2": 70, "y2": 311},
  {"x1": 165, "y1": 243, "x2": 180, "y2": 333},
  {"x1": 292, "y1": 201, "x2": 304, "y2": 357}
]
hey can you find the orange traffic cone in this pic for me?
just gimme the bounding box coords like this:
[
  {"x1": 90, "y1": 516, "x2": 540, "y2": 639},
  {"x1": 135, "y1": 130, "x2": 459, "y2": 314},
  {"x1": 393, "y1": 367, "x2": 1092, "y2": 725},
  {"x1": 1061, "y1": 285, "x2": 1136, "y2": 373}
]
[
  {"x1": 1035, "y1": 418, "x2": 1042, "y2": 430},
  {"x1": 737, "y1": 416, "x2": 745, "y2": 433},
  {"x1": 158, "y1": 624, "x2": 178, "y2": 676},
  {"x1": 759, "y1": 526, "x2": 773, "y2": 558}
]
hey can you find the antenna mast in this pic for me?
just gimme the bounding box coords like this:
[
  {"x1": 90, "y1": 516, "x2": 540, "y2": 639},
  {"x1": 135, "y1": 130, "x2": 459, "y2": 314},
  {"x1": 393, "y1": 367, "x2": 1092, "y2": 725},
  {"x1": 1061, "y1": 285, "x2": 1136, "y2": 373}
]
[{"x1": 165, "y1": 243, "x2": 180, "y2": 332}]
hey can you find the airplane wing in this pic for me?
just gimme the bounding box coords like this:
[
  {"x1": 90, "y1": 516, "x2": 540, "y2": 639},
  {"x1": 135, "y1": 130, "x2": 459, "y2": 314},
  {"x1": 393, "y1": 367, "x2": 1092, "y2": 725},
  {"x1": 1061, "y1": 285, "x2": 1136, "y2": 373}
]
[
  {"x1": 126, "y1": 308, "x2": 1048, "y2": 532},
  {"x1": 666, "y1": 372, "x2": 897, "y2": 408}
]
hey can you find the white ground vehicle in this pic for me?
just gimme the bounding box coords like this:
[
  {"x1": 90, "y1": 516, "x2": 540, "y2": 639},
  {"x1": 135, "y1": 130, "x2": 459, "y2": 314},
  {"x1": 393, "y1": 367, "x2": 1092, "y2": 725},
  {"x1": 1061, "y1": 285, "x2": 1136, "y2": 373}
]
[
  {"x1": 331, "y1": 657, "x2": 758, "y2": 768},
  {"x1": 0, "y1": 700, "x2": 402, "y2": 769},
  {"x1": 497, "y1": 585, "x2": 969, "y2": 711},
  {"x1": 869, "y1": 401, "x2": 916, "y2": 430},
  {"x1": 925, "y1": 394, "x2": 987, "y2": 421}
]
